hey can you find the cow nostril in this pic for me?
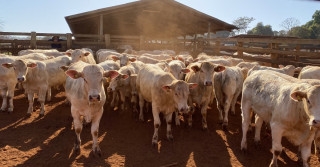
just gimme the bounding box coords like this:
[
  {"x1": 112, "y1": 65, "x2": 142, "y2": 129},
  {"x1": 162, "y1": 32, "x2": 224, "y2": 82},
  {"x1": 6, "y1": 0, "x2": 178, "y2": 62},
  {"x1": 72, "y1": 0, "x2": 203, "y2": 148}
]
[
  {"x1": 97, "y1": 95, "x2": 100, "y2": 100},
  {"x1": 313, "y1": 120, "x2": 317, "y2": 124}
]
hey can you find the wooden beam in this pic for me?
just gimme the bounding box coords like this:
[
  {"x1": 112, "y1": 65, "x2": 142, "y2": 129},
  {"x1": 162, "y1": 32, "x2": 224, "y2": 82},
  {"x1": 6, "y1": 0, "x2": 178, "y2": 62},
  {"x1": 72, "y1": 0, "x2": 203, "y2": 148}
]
[{"x1": 30, "y1": 31, "x2": 37, "y2": 49}]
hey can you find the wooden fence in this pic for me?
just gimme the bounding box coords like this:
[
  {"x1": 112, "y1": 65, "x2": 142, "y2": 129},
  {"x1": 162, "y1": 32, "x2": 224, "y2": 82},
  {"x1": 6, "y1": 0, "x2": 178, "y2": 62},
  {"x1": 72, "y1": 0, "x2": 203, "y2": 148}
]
[{"x1": 1, "y1": 31, "x2": 320, "y2": 67}]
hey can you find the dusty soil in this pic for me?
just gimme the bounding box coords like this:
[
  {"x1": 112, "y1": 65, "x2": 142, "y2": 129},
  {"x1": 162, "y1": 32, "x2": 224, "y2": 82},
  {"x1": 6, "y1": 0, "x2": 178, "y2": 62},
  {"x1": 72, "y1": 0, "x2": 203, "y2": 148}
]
[{"x1": 0, "y1": 89, "x2": 319, "y2": 167}]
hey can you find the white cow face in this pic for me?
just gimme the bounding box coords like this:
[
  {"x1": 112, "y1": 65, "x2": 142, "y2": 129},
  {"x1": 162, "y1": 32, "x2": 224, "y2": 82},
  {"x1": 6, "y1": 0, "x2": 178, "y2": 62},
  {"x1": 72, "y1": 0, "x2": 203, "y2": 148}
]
[
  {"x1": 66, "y1": 65, "x2": 119, "y2": 102},
  {"x1": 112, "y1": 54, "x2": 136, "y2": 67},
  {"x1": 66, "y1": 49, "x2": 91, "y2": 64},
  {"x1": 107, "y1": 73, "x2": 129, "y2": 92},
  {"x1": 2, "y1": 60, "x2": 37, "y2": 82},
  {"x1": 191, "y1": 62, "x2": 225, "y2": 86},
  {"x1": 162, "y1": 80, "x2": 198, "y2": 113},
  {"x1": 166, "y1": 63, "x2": 190, "y2": 80},
  {"x1": 291, "y1": 86, "x2": 320, "y2": 128}
]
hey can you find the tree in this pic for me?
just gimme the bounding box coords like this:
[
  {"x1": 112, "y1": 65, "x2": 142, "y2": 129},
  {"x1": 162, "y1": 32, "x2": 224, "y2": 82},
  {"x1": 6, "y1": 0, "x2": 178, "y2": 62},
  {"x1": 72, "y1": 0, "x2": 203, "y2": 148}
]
[
  {"x1": 280, "y1": 17, "x2": 300, "y2": 32},
  {"x1": 232, "y1": 16, "x2": 255, "y2": 35},
  {"x1": 247, "y1": 22, "x2": 274, "y2": 36},
  {"x1": 288, "y1": 26, "x2": 311, "y2": 38}
]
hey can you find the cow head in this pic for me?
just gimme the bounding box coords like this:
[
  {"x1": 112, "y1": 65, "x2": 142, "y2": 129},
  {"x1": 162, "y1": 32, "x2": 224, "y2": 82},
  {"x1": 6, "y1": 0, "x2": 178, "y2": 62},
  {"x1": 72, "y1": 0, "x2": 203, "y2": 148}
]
[
  {"x1": 66, "y1": 65, "x2": 119, "y2": 103},
  {"x1": 2, "y1": 60, "x2": 37, "y2": 83},
  {"x1": 165, "y1": 62, "x2": 190, "y2": 80},
  {"x1": 291, "y1": 85, "x2": 320, "y2": 128},
  {"x1": 191, "y1": 62, "x2": 225, "y2": 86},
  {"x1": 68, "y1": 49, "x2": 91, "y2": 64},
  {"x1": 162, "y1": 80, "x2": 198, "y2": 113},
  {"x1": 107, "y1": 71, "x2": 129, "y2": 92},
  {"x1": 112, "y1": 54, "x2": 136, "y2": 67}
]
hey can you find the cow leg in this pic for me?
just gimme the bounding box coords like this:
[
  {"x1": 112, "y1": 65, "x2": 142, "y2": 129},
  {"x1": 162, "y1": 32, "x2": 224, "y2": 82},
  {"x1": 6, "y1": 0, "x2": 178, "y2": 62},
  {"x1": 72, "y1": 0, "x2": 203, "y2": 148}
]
[
  {"x1": 222, "y1": 95, "x2": 232, "y2": 130},
  {"x1": 0, "y1": 88, "x2": 8, "y2": 112},
  {"x1": 138, "y1": 94, "x2": 145, "y2": 121},
  {"x1": 7, "y1": 84, "x2": 15, "y2": 113},
  {"x1": 240, "y1": 97, "x2": 251, "y2": 152},
  {"x1": 269, "y1": 123, "x2": 284, "y2": 167},
  {"x1": 165, "y1": 112, "x2": 173, "y2": 141},
  {"x1": 72, "y1": 109, "x2": 82, "y2": 154},
  {"x1": 254, "y1": 115, "x2": 263, "y2": 146},
  {"x1": 187, "y1": 97, "x2": 194, "y2": 127},
  {"x1": 314, "y1": 130, "x2": 320, "y2": 158},
  {"x1": 27, "y1": 93, "x2": 35, "y2": 116},
  {"x1": 216, "y1": 100, "x2": 224, "y2": 124},
  {"x1": 300, "y1": 138, "x2": 313, "y2": 167},
  {"x1": 151, "y1": 105, "x2": 160, "y2": 147},
  {"x1": 110, "y1": 91, "x2": 116, "y2": 107},
  {"x1": 47, "y1": 86, "x2": 51, "y2": 102},
  {"x1": 91, "y1": 109, "x2": 103, "y2": 157},
  {"x1": 231, "y1": 91, "x2": 241, "y2": 115},
  {"x1": 201, "y1": 101, "x2": 210, "y2": 130},
  {"x1": 119, "y1": 90, "x2": 125, "y2": 111},
  {"x1": 38, "y1": 88, "x2": 47, "y2": 116},
  {"x1": 175, "y1": 111, "x2": 180, "y2": 126}
]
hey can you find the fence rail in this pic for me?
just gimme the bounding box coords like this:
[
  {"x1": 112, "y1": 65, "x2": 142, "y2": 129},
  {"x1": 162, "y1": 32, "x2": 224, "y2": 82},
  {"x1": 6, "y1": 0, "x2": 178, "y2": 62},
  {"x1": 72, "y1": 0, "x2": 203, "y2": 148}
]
[{"x1": 1, "y1": 31, "x2": 320, "y2": 67}]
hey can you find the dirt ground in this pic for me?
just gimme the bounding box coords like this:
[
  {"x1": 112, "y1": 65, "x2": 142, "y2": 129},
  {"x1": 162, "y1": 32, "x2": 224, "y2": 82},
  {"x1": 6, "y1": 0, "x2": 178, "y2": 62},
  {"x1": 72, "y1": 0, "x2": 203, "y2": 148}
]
[{"x1": 0, "y1": 89, "x2": 319, "y2": 167}]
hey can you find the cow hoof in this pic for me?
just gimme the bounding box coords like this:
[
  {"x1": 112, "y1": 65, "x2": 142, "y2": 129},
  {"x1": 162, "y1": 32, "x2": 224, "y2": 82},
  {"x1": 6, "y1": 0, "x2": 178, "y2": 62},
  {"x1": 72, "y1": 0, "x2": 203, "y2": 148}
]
[
  {"x1": 26, "y1": 113, "x2": 31, "y2": 117},
  {"x1": 38, "y1": 114, "x2": 44, "y2": 118},
  {"x1": 254, "y1": 141, "x2": 261, "y2": 149},
  {"x1": 241, "y1": 148, "x2": 248, "y2": 154},
  {"x1": 218, "y1": 120, "x2": 223, "y2": 124},
  {"x1": 167, "y1": 136, "x2": 174, "y2": 141},
  {"x1": 93, "y1": 147, "x2": 102, "y2": 157},
  {"x1": 74, "y1": 145, "x2": 80, "y2": 155},
  {"x1": 202, "y1": 127, "x2": 208, "y2": 131},
  {"x1": 0, "y1": 109, "x2": 6, "y2": 112},
  {"x1": 222, "y1": 124, "x2": 228, "y2": 131},
  {"x1": 152, "y1": 142, "x2": 157, "y2": 148}
]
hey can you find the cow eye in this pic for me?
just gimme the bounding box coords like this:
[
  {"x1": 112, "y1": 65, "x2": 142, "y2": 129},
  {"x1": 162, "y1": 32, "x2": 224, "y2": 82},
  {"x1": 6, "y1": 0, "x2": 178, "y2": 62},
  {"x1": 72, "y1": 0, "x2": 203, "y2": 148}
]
[
  {"x1": 83, "y1": 78, "x2": 87, "y2": 83},
  {"x1": 307, "y1": 100, "x2": 311, "y2": 104},
  {"x1": 175, "y1": 93, "x2": 178, "y2": 96}
]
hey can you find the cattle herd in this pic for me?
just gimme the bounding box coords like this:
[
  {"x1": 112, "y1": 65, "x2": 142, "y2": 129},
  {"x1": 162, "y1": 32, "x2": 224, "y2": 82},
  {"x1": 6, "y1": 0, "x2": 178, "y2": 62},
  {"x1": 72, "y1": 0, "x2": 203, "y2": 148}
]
[{"x1": 1, "y1": 48, "x2": 320, "y2": 167}]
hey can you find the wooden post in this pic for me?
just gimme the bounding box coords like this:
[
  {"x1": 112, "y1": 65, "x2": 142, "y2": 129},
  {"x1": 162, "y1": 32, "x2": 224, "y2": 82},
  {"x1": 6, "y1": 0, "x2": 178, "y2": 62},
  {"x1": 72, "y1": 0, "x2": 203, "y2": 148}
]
[
  {"x1": 207, "y1": 22, "x2": 211, "y2": 42},
  {"x1": 66, "y1": 33, "x2": 72, "y2": 50},
  {"x1": 215, "y1": 41, "x2": 220, "y2": 55},
  {"x1": 99, "y1": 15, "x2": 104, "y2": 41},
  {"x1": 270, "y1": 43, "x2": 279, "y2": 67},
  {"x1": 139, "y1": 35, "x2": 144, "y2": 50},
  {"x1": 30, "y1": 31, "x2": 37, "y2": 49},
  {"x1": 295, "y1": 44, "x2": 301, "y2": 66},
  {"x1": 237, "y1": 42, "x2": 243, "y2": 58},
  {"x1": 104, "y1": 34, "x2": 111, "y2": 48}
]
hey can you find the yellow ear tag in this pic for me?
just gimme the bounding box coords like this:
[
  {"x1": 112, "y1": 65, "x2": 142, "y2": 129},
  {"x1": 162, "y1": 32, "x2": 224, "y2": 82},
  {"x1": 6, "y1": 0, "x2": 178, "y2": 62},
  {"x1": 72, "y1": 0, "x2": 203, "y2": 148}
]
[
  {"x1": 75, "y1": 74, "x2": 78, "y2": 78},
  {"x1": 106, "y1": 77, "x2": 110, "y2": 82},
  {"x1": 297, "y1": 96, "x2": 302, "y2": 101}
]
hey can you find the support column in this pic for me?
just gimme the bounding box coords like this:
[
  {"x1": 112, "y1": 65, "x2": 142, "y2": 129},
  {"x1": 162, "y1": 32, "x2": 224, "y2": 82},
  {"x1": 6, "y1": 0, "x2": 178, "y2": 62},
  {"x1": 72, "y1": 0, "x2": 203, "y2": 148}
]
[{"x1": 99, "y1": 15, "x2": 104, "y2": 41}]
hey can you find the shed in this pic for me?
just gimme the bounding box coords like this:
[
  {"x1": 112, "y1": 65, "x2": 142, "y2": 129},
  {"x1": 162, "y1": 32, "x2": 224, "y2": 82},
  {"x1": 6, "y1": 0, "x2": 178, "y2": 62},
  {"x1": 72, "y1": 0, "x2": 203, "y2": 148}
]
[{"x1": 65, "y1": 0, "x2": 237, "y2": 38}]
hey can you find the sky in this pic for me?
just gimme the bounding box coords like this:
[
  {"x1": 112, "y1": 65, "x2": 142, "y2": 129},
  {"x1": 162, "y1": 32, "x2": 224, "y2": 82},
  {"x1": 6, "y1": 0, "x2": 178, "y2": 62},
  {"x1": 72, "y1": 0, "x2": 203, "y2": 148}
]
[{"x1": 0, "y1": 0, "x2": 319, "y2": 34}]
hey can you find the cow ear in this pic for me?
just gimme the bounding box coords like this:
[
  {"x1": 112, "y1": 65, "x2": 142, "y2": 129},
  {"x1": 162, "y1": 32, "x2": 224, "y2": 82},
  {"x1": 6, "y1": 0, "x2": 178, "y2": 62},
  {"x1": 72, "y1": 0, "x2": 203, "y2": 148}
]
[
  {"x1": 65, "y1": 52, "x2": 71, "y2": 56},
  {"x1": 193, "y1": 58, "x2": 199, "y2": 63},
  {"x1": 103, "y1": 70, "x2": 119, "y2": 79},
  {"x1": 121, "y1": 74, "x2": 129, "y2": 80},
  {"x1": 66, "y1": 70, "x2": 83, "y2": 79},
  {"x1": 191, "y1": 64, "x2": 200, "y2": 72},
  {"x1": 177, "y1": 56, "x2": 184, "y2": 62},
  {"x1": 188, "y1": 83, "x2": 198, "y2": 89},
  {"x1": 129, "y1": 57, "x2": 136, "y2": 62},
  {"x1": 172, "y1": 56, "x2": 177, "y2": 60},
  {"x1": 112, "y1": 56, "x2": 120, "y2": 61},
  {"x1": 291, "y1": 91, "x2": 307, "y2": 102},
  {"x1": 84, "y1": 52, "x2": 90, "y2": 56},
  {"x1": 162, "y1": 85, "x2": 172, "y2": 92},
  {"x1": 27, "y1": 63, "x2": 37, "y2": 68},
  {"x1": 214, "y1": 65, "x2": 225, "y2": 72},
  {"x1": 60, "y1": 65, "x2": 69, "y2": 71},
  {"x1": 181, "y1": 68, "x2": 190, "y2": 74},
  {"x1": 2, "y1": 63, "x2": 13, "y2": 68},
  {"x1": 279, "y1": 64, "x2": 284, "y2": 69}
]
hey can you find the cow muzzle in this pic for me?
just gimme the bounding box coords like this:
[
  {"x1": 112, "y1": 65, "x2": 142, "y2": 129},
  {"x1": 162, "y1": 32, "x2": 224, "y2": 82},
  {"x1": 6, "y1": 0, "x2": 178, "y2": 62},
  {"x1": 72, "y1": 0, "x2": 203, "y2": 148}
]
[
  {"x1": 17, "y1": 77, "x2": 25, "y2": 82},
  {"x1": 312, "y1": 120, "x2": 320, "y2": 128},
  {"x1": 179, "y1": 107, "x2": 189, "y2": 113},
  {"x1": 204, "y1": 81, "x2": 212, "y2": 86},
  {"x1": 89, "y1": 95, "x2": 101, "y2": 102}
]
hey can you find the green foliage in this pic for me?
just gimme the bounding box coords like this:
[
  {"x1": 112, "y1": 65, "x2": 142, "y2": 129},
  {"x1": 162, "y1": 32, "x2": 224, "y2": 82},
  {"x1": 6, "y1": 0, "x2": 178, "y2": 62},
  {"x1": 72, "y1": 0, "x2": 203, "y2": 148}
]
[
  {"x1": 247, "y1": 22, "x2": 274, "y2": 36},
  {"x1": 232, "y1": 16, "x2": 255, "y2": 35},
  {"x1": 288, "y1": 10, "x2": 320, "y2": 39}
]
